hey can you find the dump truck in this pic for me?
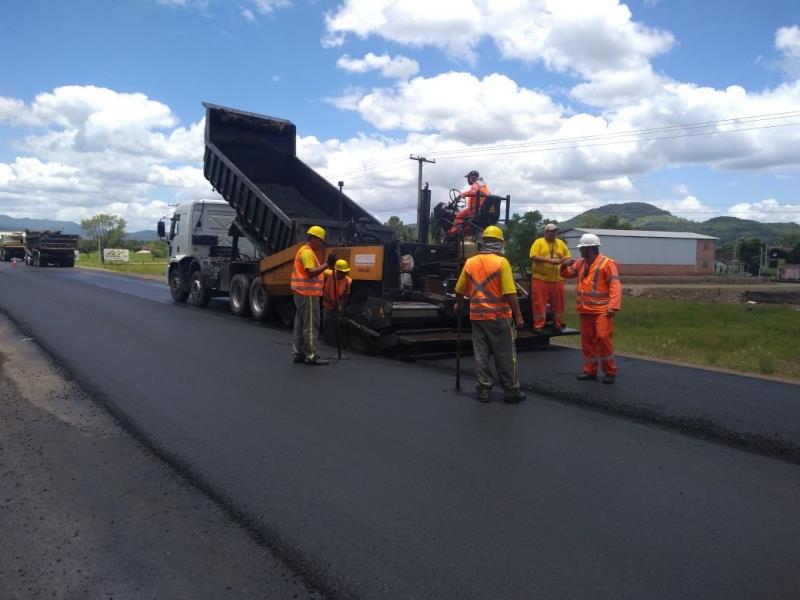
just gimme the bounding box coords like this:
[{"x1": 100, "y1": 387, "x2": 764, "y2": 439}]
[
  {"x1": 0, "y1": 232, "x2": 26, "y2": 261},
  {"x1": 24, "y1": 230, "x2": 78, "y2": 267},
  {"x1": 158, "y1": 102, "x2": 574, "y2": 354}
]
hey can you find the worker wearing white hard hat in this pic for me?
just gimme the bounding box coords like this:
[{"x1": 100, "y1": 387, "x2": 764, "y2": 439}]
[
  {"x1": 560, "y1": 232, "x2": 622, "y2": 383},
  {"x1": 529, "y1": 223, "x2": 571, "y2": 333}
]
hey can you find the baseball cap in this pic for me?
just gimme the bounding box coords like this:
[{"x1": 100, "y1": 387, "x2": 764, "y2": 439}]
[{"x1": 544, "y1": 223, "x2": 558, "y2": 231}]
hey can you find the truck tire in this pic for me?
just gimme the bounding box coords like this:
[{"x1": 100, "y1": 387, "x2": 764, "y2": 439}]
[
  {"x1": 187, "y1": 268, "x2": 212, "y2": 307},
  {"x1": 278, "y1": 298, "x2": 295, "y2": 329},
  {"x1": 249, "y1": 278, "x2": 269, "y2": 321},
  {"x1": 229, "y1": 274, "x2": 251, "y2": 317},
  {"x1": 169, "y1": 266, "x2": 189, "y2": 303}
]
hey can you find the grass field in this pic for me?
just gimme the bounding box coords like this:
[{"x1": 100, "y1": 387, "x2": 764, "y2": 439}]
[
  {"x1": 554, "y1": 290, "x2": 800, "y2": 379},
  {"x1": 77, "y1": 252, "x2": 167, "y2": 277}
]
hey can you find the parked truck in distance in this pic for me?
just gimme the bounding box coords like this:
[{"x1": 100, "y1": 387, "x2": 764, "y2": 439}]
[
  {"x1": 24, "y1": 230, "x2": 78, "y2": 267},
  {"x1": 0, "y1": 232, "x2": 26, "y2": 261}
]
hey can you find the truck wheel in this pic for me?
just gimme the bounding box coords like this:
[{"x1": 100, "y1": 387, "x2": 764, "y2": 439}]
[
  {"x1": 249, "y1": 278, "x2": 269, "y2": 321},
  {"x1": 187, "y1": 268, "x2": 212, "y2": 307},
  {"x1": 169, "y1": 267, "x2": 189, "y2": 303},
  {"x1": 278, "y1": 298, "x2": 296, "y2": 329},
  {"x1": 229, "y1": 274, "x2": 251, "y2": 317}
]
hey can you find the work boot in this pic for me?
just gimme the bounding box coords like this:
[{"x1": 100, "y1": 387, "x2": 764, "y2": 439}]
[
  {"x1": 504, "y1": 391, "x2": 527, "y2": 403},
  {"x1": 292, "y1": 355, "x2": 306, "y2": 364},
  {"x1": 532, "y1": 326, "x2": 543, "y2": 334},
  {"x1": 576, "y1": 372, "x2": 597, "y2": 381},
  {"x1": 305, "y1": 357, "x2": 330, "y2": 366},
  {"x1": 476, "y1": 389, "x2": 491, "y2": 403},
  {"x1": 602, "y1": 373, "x2": 616, "y2": 384}
]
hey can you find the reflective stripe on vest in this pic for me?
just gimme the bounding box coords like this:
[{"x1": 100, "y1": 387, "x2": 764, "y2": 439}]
[
  {"x1": 291, "y1": 244, "x2": 323, "y2": 296},
  {"x1": 463, "y1": 254, "x2": 512, "y2": 320},
  {"x1": 322, "y1": 275, "x2": 350, "y2": 310},
  {"x1": 577, "y1": 256, "x2": 611, "y2": 311}
]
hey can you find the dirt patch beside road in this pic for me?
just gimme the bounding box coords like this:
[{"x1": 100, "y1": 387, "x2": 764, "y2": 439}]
[{"x1": 621, "y1": 283, "x2": 800, "y2": 304}]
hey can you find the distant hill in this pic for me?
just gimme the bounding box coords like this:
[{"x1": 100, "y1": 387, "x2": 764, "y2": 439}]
[
  {"x1": 125, "y1": 230, "x2": 158, "y2": 242},
  {"x1": 559, "y1": 202, "x2": 800, "y2": 245},
  {"x1": 0, "y1": 214, "x2": 82, "y2": 235},
  {"x1": 0, "y1": 216, "x2": 159, "y2": 242}
]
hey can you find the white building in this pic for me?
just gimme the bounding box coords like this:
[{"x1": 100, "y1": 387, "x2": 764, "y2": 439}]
[{"x1": 560, "y1": 228, "x2": 718, "y2": 276}]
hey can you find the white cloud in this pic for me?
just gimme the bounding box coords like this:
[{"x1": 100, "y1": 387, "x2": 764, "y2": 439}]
[
  {"x1": 337, "y1": 52, "x2": 419, "y2": 79},
  {"x1": 728, "y1": 198, "x2": 800, "y2": 223},
  {"x1": 325, "y1": 0, "x2": 674, "y2": 71},
  {"x1": 241, "y1": 8, "x2": 256, "y2": 21},
  {"x1": 776, "y1": 25, "x2": 800, "y2": 78},
  {"x1": 251, "y1": 0, "x2": 291, "y2": 15},
  {"x1": 0, "y1": 86, "x2": 208, "y2": 229},
  {"x1": 330, "y1": 72, "x2": 564, "y2": 143}
]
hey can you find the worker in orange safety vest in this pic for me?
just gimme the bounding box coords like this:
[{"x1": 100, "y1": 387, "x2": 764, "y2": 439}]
[
  {"x1": 322, "y1": 259, "x2": 352, "y2": 346},
  {"x1": 291, "y1": 225, "x2": 336, "y2": 365},
  {"x1": 455, "y1": 225, "x2": 526, "y2": 403},
  {"x1": 560, "y1": 233, "x2": 622, "y2": 384},
  {"x1": 449, "y1": 170, "x2": 490, "y2": 239},
  {"x1": 529, "y1": 223, "x2": 571, "y2": 333}
]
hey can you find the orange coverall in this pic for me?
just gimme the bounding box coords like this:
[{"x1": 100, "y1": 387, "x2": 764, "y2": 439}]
[
  {"x1": 561, "y1": 254, "x2": 622, "y2": 376},
  {"x1": 449, "y1": 182, "x2": 490, "y2": 238}
]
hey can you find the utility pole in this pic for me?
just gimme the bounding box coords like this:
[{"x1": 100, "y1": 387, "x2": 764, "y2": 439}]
[{"x1": 409, "y1": 155, "x2": 435, "y2": 221}]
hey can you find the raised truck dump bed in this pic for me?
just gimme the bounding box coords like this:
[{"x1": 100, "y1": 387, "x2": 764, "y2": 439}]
[{"x1": 202, "y1": 102, "x2": 391, "y2": 255}]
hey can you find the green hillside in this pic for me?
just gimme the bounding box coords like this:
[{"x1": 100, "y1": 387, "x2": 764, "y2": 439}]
[{"x1": 558, "y1": 203, "x2": 800, "y2": 245}]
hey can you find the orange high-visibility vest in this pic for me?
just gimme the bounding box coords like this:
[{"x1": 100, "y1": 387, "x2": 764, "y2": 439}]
[
  {"x1": 462, "y1": 253, "x2": 513, "y2": 321},
  {"x1": 563, "y1": 254, "x2": 621, "y2": 314},
  {"x1": 322, "y1": 273, "x2": 351, "y2": 310},
  {"x1": 290, "y1": 244, "x2": 324, "y2": 296}
]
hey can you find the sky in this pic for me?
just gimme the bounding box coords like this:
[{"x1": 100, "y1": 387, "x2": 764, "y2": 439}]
[{"x1": 1, "y1": 0, "x2": 799, "y2": 231}]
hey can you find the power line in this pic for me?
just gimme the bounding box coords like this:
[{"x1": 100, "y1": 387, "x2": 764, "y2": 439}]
[{"x1": 332, "y1": 110, "x2": 800, "y2": 181}]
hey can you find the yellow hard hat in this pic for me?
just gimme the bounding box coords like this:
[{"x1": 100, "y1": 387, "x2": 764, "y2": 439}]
[
  {"x1": 482, "y1": 225, "x2": 505, "y2": 242},
  {"x1": 334, "y1": 259, "x2": 350, "y2": 273},
  {"x1": 306, "y1": 225, "x2": 326, "y2": 241}
]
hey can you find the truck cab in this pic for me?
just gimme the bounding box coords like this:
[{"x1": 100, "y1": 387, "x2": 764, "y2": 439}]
[{"x1": 158, "y1": 200, "x2": 260, "y2": 305}]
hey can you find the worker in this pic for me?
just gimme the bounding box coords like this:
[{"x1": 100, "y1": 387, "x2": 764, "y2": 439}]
[
  {"x1": 560, "y1": 233, "x2": 621, "y2": 384},
  {"x1": 455, "y1": 225, "x2": 527, "y2": 403},
  {"x1": 449, "y1": 170, "x2": 490, "y2": 239},
  {"x1": 291, "y1": 225, "x2": 336, "y2": 365},
  {"x1": 322, "y1": 259, "x2": 352, "y2": 346},
  {"x1": 529, "y1": 223, "x2": 571, "y2": 333}
]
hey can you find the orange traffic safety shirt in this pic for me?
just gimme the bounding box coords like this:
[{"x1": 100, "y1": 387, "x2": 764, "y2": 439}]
[
  {"x1": 561, "y1": 254, "x2": 621, "y2": 314},
  {"x1": 322, "y1": 271, "x2": 352, "y2": 310},
  {"x1": 290, "y1": 244, "x2": 324, "y2": 296},
  {"x1": 455, "y1": 253, "x2": 515, "y2": 321}
]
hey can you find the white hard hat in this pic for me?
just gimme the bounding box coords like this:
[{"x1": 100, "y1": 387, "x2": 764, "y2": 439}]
[{"x1": 577, "y1": 233, "x2": 601, "y2": 247}]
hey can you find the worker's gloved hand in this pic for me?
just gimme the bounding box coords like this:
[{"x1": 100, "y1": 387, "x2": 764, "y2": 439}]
[
  {"x1": 326, "y1": 253, "x2": 337, "y2": 267},
  {"x1": 561, "y1": 259, "x2": 575, "y2": 268}
]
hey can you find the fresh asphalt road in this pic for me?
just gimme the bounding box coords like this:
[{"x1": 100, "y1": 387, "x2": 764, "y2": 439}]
[{"x1": 1, "y1": 262, "x2": 799, "y2": 600}]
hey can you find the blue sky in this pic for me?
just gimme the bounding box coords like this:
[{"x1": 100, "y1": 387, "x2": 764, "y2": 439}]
[{"x1": 1, "y1": 0, "x2": 799, "y2": 230}]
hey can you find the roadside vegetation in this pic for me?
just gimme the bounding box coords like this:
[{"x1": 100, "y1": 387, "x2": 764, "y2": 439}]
[
  {"x1": 554, "y1": 290, "x2": 800, "y2": 380},
  {"x1": 77, "y1": 252, "x2": 167, "y2": 277}
]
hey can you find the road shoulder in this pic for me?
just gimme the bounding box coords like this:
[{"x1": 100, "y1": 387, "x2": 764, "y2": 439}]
[{"x1": 0, "y1": 314, "x2": 321, "y2": 600}]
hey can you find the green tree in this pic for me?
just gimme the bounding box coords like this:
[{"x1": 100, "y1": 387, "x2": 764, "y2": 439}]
[
  {"x1": 788, "y1": 242, "x2": 800, "y2": 264},
  {"x1": 736, "y1": 238, "x2": 764, "y2": 275},
  {"x1": 779, "y1": 232, "x2": 800, "y2": 248},
  {"x1": 80, "y1": 214, "x2": 126, "y2": 261},
  {"x1": 503, "y1": 211, "x2": 544, "y2": 274},
  {"x1": 385, "y1": 215, "x2": 414, "y2": 241}
]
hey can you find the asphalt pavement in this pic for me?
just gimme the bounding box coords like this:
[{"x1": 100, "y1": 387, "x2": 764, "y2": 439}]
[{"x1": 1, "y1": 261, "x2": 799, "y2": 599}]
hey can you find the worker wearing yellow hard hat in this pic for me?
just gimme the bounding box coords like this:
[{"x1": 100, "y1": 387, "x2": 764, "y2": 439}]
[
  {"x1": 290, "y1": 225, "x2": 335, "y2": 365},
  {"x1": 454, "y1": 224, "x2": 526, "y2": 403},
  {"x1": 322, "y1": 259, "x2": 352, "y2": 347}
]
